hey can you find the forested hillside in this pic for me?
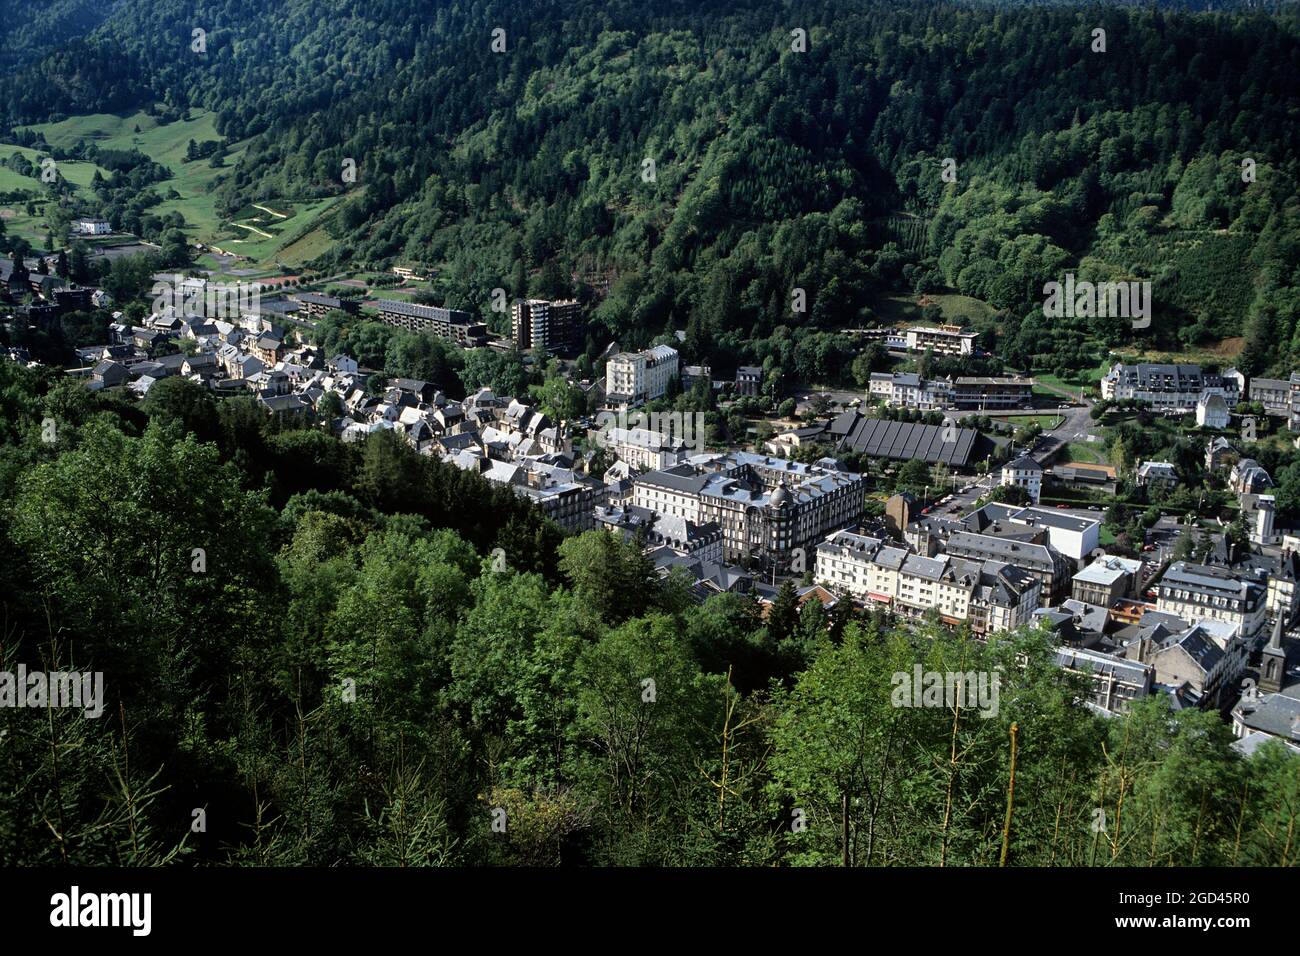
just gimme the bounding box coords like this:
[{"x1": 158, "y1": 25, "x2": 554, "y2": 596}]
[
  {"x1": 2, "y1": 0, "x2": 1299, "y2": 377},
  {"x1": 2, "y1": 362, "x2": 1299, "y2": 866}
]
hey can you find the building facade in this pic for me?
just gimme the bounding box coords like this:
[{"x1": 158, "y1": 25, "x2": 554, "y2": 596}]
[
  {"x1": 632, "y1": 452, "x2": 864, "y2": 567},
  {"x1": 606, "y1": 345, "x2": 680, "y2": 405},
  {"x1": 1156, "y1": 562, "x2": 1267, "y2": 639},
  {"x1": 815, "y1": 530, "x2": 1040, "y2": 634},
  {"x1": 511, "y1": 298, "x2": 582, "y2": 353}
]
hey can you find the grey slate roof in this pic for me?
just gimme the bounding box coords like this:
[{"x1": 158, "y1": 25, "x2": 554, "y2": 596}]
[{"x1": 838, "y1": 415, "x2": 983, "y2": 466}]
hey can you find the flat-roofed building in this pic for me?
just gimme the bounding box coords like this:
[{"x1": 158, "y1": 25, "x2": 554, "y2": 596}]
[
  {"x1": 904, "y1": 325, "x2": 978, "y2": 356},
  {"x1": 511, "y1": 298, "x2": 582, "y2": 354},
  {"x1": 952, "y1": 377, "x2": 1034, "y2": 410},
  {"x1": 375, "y1": 299, "x2": 488, "y2": 346},
  {"x1": 964, "y1": 502, "x2": 1101, "y2": 563},
  {"x1": 295, "y1": 292, "x2": 360, "y2": 319},
  {"x1": 1072, "y1": 554, "x2": 1142, "y2": 607}
]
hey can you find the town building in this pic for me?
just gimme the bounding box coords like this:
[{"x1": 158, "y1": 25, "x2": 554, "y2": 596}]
[
  {"x1": 1155, "y1": 561, "x2": 1267, "y2": 640},
  {"x1": 951, "y1": 377, "x2": 1034, "y2": 410},
  {"x1": 295, "y1": 292, "x2": 360, "y2": 319},
  {"x1": 941, "y1": 529, "x2": 1072, "y2": 604},
  {"x1": 1127, "y1": 613, "x2": 1248, "y2": 710},
  {"x1": 1229, "y1": 458, "x2": 1272, "y2": 495},
  {"x1": 72, "y1": 217, "x2": 111, "y2": 235},
  {"x1": 962, "y1": 502, "x2": 1101, "y2": 563},
  {"x1": 374, "y1": 300, "x2": 488, "y2": 346},
  {"x1": 815, "y1": 530, "x2": 1040, "y2": 634},
  {"x1": 511, "y1": 298, "x2": 582, "y2": 354},
  {"x1": 734, "y1": 366, "x2": 763, "y2": 397},
  {"x1": 632, "y1": 452, "x2": 864, "y2": 568},
  {"x1": 1248, "y1": 376, "x2": 1290, "y2": 417},
  {"x1": 595, "y1": 505, "x2": 724, "y2": 564},
  {"x1": 903, "y1": 324, "x2": 978, "y2": 356},
  {"x1": 601, "y1": 426, "x2": 688, "y2": 471},
  {"x1": 1099, "y1": 362, "x2": 1241, "y2": 411},
  {"x1": 606, "y1": 345, "x2": 679, "y2": 405},
  {"x1": 1135, "y1": 460, "x2": 1178, "y2": 492},
  {"x1": 1196, "y1": 391, "x2": 1230, "y2": 429},
  {"x1": 1205, "y1": 436, "x2": 1235, "y2": 472},
  {"x1": 831, "y1": 410, "x2": 992, "y2": 467},
  {"x1": 1000, "y1": 455, "x2": 1043, "y2": 503},
  {"x1": 867, "y1": 372, "x2": 952, "y2": 410},
  {"x1": 1072, "y1": 554, "x2": 1142, "y2": 608},
  {"x1": 1054, "y1": 646, "x2": 1153, "y2": 715}
]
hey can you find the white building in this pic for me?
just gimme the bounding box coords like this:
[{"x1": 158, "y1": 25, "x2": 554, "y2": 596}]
[
  {"x1": 970, "y1": 502, "x2": 1101, "y2": 563},
  {"x1": 73, "y1": 217, "x2": 111, "y2": 236},
  {"x1": 1000, "y1": 455, "x2": 1043, "y2": 503},
  {"x1": 1156, "y1": 561, "x2": 1267, "y2": 640},
  {"x1": 815, "y1": 530, "x2": 1040, "y2": 635},
  {"x1": 867, "y1": 372, "x2": 953, "y2": 409},
  {"x1": 1196, "y1": 391, "x2": 1230, "y2": 429},
  {"x1": 606, "y1": 345, "x2": 679, "y2": 405},
  {"x1": 603, "y1": 426, "x2": 688, "y2": 471},
  {"x1": 1100, "y1": 362, "x2": 1241, "y2": 411},
  {"x1": 904, "y1": 325, "x2": 978, "y2": 356}
]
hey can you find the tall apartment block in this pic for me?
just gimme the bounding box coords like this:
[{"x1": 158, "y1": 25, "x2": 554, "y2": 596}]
[{"x1": 512, "y1": 298, "x2": 582, "y2": 354}]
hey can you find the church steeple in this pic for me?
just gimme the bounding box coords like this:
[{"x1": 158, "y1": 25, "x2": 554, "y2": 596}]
[{"x1": 1260, "y1": 615, "x2": 1287, "y2": 694}]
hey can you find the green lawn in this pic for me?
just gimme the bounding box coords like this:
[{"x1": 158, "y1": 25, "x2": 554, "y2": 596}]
[
  {"x1": 1003, "y1": 414, "x2": 1065, "y2": 430},
  {"x1": 1062, "y1": 441, "x2": 1109, "y2": 465},
  {"x1": 13, "y1": 110, "x2": 341, "y2": 268},
  {"x1": 0, "y1": 144, "x2": 111, "y2": 189},
  {"x1": 876, "y1": 292, "x2": 999, "y2": 331}
]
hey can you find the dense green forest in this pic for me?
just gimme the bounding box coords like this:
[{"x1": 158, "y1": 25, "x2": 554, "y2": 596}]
[
  {"x1": 4, "y1": 1, "x2": 1300, "y2": 867},
  {"x1": 3, "y1": 0, "x2": 1299, "y2": 378},
  {"x1": 2, "y1": 360, "x2": 1299, "y2": 866}
]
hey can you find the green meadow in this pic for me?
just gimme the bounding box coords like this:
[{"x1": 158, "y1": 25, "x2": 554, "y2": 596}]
[{"x1": 6, "y1": 109, "x2": 340, "y2": 268}]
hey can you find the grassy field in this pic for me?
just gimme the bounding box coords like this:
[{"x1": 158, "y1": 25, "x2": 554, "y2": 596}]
[
  {"x1": 9, "y1": 110, "x2": 340, "y2": 269},
  {"x1": 0, "y1": 143, "x2": 114, "y2": 246},
  {"x1": 1, "y1": 144, "x2": 111, "y2": 189},
  {"x1": 876, "y1": 292, "x2": 1000, "y2": 330},
  {"x1": 1003, "y1": 414, "x2": 1066, "y2": 430},
  {"x1": 1112, "y1": 337, "x2": 1244, "y2": 366},
  {"x1": 1062, "y1": 441, "x2": 1109, "y2": 465},
  {"x1": 1034, "y1": 356, "x2": 1114, "y2": 397}
]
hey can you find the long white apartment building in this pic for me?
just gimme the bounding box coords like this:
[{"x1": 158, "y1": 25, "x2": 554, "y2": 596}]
[
  {"x1": 815, "y1": 530, "x2": 1040, "y2": 635},
  {"x1": 1100, "y1": 362, "x2": 1242, "y2": 412},
  {"x1": 606, "y1": 345, "x2": 679, "y2": 405}
]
